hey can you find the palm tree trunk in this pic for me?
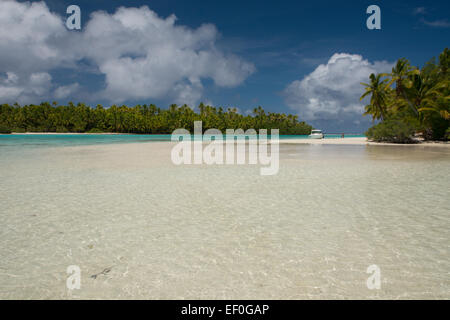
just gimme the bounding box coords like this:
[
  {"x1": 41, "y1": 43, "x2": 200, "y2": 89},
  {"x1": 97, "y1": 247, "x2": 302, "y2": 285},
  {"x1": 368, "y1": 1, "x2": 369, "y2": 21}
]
[{"x1": 402, "y1": 90, "x2": 419, "y2": 116}]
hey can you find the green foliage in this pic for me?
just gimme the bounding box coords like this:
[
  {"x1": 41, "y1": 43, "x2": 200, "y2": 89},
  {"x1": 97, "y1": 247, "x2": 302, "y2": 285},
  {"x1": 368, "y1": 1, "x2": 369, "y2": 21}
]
[
  {"x1": 56, "y1": 126, "x2": 69, "y2": 133},
  {"x1": 365, "y1": 120, "x2": 416, "y2": 143},
  {"x1": 12, "y1": 127, "x2": 26, "y2": 133},
  {"x1": 423, "y1": 113, "x2": 450, "y2": 140},
  {"x1": 0, "y1": 124, "x2": 12, "y2": 134},
  {"x1": 361, "y1": 73, "x2": 390, "y2": 121},
  {"x1": 0, "y1": 102, "x2": 313, "y2": 135},
  {"x1": 362, "y1": 48, "x2": 450, "y2": 141},
  {"x1": 87, "y1": 128, "x2": 104, "y2": 133}
]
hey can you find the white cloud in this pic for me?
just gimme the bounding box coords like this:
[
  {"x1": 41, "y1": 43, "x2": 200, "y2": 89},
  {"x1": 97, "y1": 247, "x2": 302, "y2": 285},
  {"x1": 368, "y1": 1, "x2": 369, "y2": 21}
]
[
  {"x1": 28, "y1": 72, "x2": 52, "y2": 96},
  {"x1": 421, "y1": 18, "x2": 450, "y2": 28},
  {"x1": 0, "y1": 72, "x2": 52, "y2": 104},
  {"x1": 54, "y1": 83, "x2": 80, "y2": 100},
  {"x1": 0, "y1": 0, "x2": 73, "y2": 74},
  {"x1": 412, "y1": 6, "x2": 450, "y2": 28},
  {"x1": 81, "y1": 6, "x2": 255, "y2": 104},
  {"x1": 0, "y1": 86, "x2": 23, "y2": 102},
  {"x1": 0, "y1": 1, "x2": 255, "y2": 105},
  {"x1": 0, "y1": 0, "x2": 75, "y2": 104},
  {"x1": 283, "y1": 53, "x2": 392, "y2": 128}
]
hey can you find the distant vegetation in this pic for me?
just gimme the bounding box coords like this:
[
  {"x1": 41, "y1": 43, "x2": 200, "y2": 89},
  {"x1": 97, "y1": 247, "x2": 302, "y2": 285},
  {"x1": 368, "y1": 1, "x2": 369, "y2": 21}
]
[
  {"x1": 362, "y1": 48, "x2": 449, "y2": 143},
  {"x1": 0, "y1": 124, "x2": 12, "y2": 134},
  {"x1": 0, "y1": 103, "x2": 312, "y2": 135}
]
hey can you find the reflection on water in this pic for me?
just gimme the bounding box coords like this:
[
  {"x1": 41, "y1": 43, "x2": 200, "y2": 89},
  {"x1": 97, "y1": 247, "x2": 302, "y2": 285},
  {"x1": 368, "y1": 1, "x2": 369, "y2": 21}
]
[{"x1": 0, "y1": 143, "x2": 449, "y2": 299}]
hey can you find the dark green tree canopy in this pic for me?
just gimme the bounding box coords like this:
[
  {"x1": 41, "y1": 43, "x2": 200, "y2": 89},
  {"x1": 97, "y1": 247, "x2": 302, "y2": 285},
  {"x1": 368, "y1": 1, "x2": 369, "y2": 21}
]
[
  {"x1": 362, "y1": 48, "x2": 449, "y2": 141},
  {"x1": 0, "y1": 102, "x2": 313, "y2": 135}
]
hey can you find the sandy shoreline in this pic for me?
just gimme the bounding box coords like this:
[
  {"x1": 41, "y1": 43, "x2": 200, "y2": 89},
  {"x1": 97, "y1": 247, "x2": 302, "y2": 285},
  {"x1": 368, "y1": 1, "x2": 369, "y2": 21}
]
[
  {"x1": 4, "y1": 133, "x2": 449, "y2": 147},
  {"x1": 278, "y1": 137, "x2": 450, "y2": 147}
]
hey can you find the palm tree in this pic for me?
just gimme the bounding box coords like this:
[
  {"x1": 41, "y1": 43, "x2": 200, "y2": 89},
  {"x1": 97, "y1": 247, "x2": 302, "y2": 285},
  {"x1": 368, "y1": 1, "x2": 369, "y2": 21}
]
[
  {"x1": 438, "y1": 48, "x2": 449, "y2": 76},
  {"x1": 402, "y1": 55, "x2": 450, "y2": 123},
  {"x1": 418, "y1": 78, "x2": 450, "y2": 121},
  {"x1": 360, "y1": 73, "x2": 389, "y2": 121},
  {"x1": 387, "y1": 58, "x2": 420, "y2": 115}
]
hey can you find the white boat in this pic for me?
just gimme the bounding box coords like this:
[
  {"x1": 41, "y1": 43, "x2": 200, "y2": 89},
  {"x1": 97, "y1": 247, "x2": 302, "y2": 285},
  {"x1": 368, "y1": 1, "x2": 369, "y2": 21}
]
[{"x1": 309, "y1": 129, "x2": 324, "y2": 139}]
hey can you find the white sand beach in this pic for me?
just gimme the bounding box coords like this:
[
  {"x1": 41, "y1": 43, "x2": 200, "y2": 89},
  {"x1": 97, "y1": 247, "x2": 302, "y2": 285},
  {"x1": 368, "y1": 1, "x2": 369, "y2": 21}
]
[{"x1": 278, "y1": 137, "x2": 450, "y2": 147}]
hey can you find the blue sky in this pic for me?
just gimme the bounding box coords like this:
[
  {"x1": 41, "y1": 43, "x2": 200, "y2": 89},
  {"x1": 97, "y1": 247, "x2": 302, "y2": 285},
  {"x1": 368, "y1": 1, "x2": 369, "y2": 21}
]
[{"x1": 1, "y1": 0, "x2": 449, "y2": 132}]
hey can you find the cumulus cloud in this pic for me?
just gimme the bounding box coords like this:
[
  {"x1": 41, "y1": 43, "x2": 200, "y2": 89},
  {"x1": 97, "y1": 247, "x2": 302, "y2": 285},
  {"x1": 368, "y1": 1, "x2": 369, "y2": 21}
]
[
  {"x1": 0, "y1": 71, "x2": 52, "y2": 104},
  {"x1": 81, "y1": 6, "x2": 255, "y2": 103},
  {"x1": 0, "y1": 0, "x2": 255, "y2": 105},
  {"x1": 0, "y1": 0, "x2": 71, "y2": 73},
  {"x1": 283, "y1": 53, "x2": 392, "y2": 131},
  {"x1": 54, "y1": 83, "x2": 80, "y2": 100},
  {"x1": 0, "y1": 0, "x2": 73, "y2": 104}
]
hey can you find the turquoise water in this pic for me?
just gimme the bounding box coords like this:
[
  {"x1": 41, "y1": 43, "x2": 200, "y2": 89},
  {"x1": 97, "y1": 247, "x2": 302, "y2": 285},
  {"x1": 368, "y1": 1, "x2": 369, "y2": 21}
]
[
  {"x1": 0, "y1": 134, "x2": 364, "y2": 148},
  {"x1": 0, "y1": 134, "x2": 172, "y2": 148}
]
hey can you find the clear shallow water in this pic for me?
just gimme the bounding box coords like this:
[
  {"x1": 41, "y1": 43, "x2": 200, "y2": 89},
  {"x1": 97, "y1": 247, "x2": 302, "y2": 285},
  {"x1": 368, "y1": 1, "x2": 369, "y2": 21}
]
[
  {"x1": 0, "y1": 134, "x2": 364, "y2": 148},
  {"x1": 0, "y1": 134, "x2": 174, "y2": 148},
  {"x1": 0, "y1": 141, "x2": 449, "y2": 299}
]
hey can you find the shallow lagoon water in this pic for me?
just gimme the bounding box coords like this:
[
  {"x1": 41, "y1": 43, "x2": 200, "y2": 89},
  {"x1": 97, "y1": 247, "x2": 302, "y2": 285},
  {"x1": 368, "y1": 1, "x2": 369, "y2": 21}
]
[
  {"x1": 0, "y1": 133, "x2": 364, "y2": 148},
  {"x1": 0, "y1": 138, "x2": 449, "y2": 299}
]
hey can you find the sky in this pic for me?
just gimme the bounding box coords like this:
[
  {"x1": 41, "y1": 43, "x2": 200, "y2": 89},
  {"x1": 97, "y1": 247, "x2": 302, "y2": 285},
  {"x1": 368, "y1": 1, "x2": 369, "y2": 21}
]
[{"x1": 0, "y1": 0, "x2": 449, "y2": 132}]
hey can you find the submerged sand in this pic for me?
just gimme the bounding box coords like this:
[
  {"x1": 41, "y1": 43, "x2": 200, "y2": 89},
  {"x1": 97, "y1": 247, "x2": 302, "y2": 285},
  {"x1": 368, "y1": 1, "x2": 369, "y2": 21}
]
[{"x1": 0, "y1": 141, "x2": 449, "y2": 299}]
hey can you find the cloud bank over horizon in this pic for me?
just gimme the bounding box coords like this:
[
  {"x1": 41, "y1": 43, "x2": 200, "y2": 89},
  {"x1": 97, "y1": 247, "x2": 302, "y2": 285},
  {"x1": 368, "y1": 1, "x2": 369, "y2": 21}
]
[
  {"x1": 283, "y1": 53, "x2": 393, "y2": 132},
  {"x1": 0, "y1": 0, "x2": 255, "y2": 106}
]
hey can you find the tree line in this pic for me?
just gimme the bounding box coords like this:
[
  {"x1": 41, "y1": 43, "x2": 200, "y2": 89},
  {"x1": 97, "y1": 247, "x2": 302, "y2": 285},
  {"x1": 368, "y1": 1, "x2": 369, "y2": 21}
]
[
  {"x1": 0, "y1": 103, "x2": 313, "y2": 135},
  {"x1": 361, "y1": 48, "x2": 449, "y2": 142}
]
